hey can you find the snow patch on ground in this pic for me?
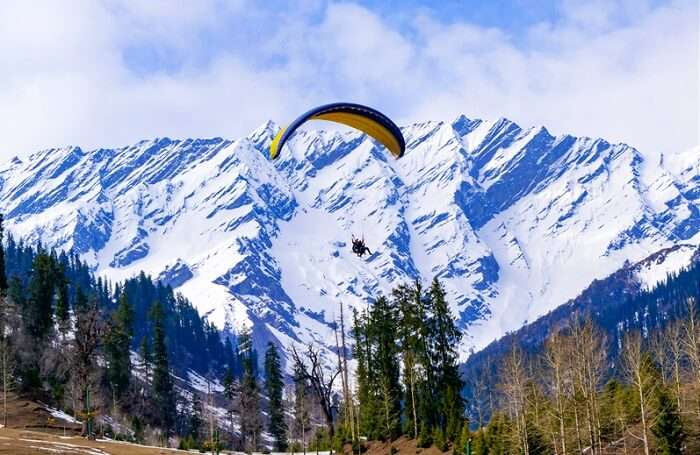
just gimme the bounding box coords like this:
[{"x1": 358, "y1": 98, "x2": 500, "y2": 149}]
[{"x1": 45, "y1": 406, "x2": 81, "y2": 424}]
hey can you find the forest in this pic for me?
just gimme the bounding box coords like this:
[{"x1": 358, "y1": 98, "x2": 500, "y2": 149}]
[
  {"x1": 0, "y1": 212, "x2": 467, "y2": 453},
  {"x1": 462, "y1": 250, "x2": 700, "y2": 454},
  {"x1": 467, "y1": 304, "x2": 700, "y2": 454}
]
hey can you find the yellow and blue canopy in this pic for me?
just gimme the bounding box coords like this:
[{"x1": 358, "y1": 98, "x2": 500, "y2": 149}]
[{"x1": 270, "y1": 102, "x2": 405, "y2": 160}]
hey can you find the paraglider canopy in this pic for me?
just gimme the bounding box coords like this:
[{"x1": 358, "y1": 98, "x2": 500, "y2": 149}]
[{"x1": 269, "y1": 102, "x2": 405, "y2": 160}]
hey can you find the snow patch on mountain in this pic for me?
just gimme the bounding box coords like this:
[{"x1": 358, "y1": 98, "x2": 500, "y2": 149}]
[{"x1": 632, "y1": 244, "x2": 698, "y2": 291}]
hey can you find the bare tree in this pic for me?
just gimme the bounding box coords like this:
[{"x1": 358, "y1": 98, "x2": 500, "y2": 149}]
[
  {"x1": 0, "y1": 336, "x2": 12, "y2": 428},
  {"x1": 570, "y1": 316, "x2": 606, "y2": 454},
  {"x1": 653, "y1": 320, "x2": 686, "y2": 413},
  {"x1": 544, "y1": 331, "x2": 573, "y2": 455},
  {"x1": 339, "y1": 303, "x2": 356, "y2": 444},
  {"x1": 621, "y1": 331, "x2": 657, "y2": 455},
  {"x1": 69, "y1": 303, "x2": 103, "y2": 437},
  {"x1": 469, "y1": 372, "x2": 490, "y2": 430},
  {"x1": 291, "y1": 372, "x2": 311, "y2": 455},
  {"x1": 681, "y1": 298, "x2": 700, "y2": 418},
  {"x1": 0, "y1": 295, "x2": 19, "y2": 427},
  {"x1": 290, "y1": 344, "x2": 341, "y2": 438},
  {"x1": 334, "y1": 313, "x2": 350, "y2": 434},
  {"x1": 499, "y1": 344, "x2": 530, "y2": 455}
]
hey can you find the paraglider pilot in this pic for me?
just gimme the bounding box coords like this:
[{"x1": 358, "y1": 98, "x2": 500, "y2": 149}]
[{"x1": 351, "y1": 235, "x2": 371, "y2": 257}]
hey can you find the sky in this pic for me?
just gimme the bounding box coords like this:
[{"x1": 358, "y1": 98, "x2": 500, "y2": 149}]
[{"x1": 0, "y1": 0, "x2": 697, "y2": 161}]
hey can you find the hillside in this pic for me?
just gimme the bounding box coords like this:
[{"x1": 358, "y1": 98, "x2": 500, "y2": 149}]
[{"x1": 462, "y1": 243, "x2": 700, "y2": 422}]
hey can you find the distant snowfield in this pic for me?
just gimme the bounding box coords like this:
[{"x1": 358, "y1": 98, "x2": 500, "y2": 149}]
[
  {"x1": 1, "y1": 117, "x2": 698, "y2": 357},
  {"x1": 634, "y1": 244, "x2": 698, "y2": 291}
]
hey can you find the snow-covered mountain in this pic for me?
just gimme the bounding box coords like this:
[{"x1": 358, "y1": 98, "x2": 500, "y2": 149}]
[{"x1": 1, "y1": 116, "x2": 698, "y2": 356}]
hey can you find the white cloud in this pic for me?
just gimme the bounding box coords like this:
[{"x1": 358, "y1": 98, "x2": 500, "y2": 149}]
[{"x1": 0, "y1": 0, "x2": 696, "y2": 160}]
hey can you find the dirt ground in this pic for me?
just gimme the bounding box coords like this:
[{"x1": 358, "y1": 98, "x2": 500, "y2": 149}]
[
  {"x1": 0, "y1": 428, "x2": 200, "y2": 454},
  {"x1": 0, "y1": 393, "x2": 451, "y2": 455},
  {"x1": 0, "y1": 393, "x2": 192, "y2": 454},
  {"x1": 343, "y1": 437, "x2": 450, "y2": 455},
  {"x1": 0, "y1": 429, "x2": 451, "y2": 455},
  {"x1": 1, "y1": 392, "x2": 82, "y2": 434}
]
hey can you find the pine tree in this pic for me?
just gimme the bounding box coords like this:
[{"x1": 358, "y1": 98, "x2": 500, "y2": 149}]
[
  {"x1": 428, "y1": 278, "x2": 465, "y2": 441},
  {"x1": 189, "y1": 393, "x2": 204, "y2": 446},
  {"x1": 53, "y1": 263, "x2": 70, "y2": 333},
  {"x1": 223, "y1": 367, "x2": 237, "y2": 449},
  {"x1": 264, "y1": 342, "x2": 288, "y2": 451},
  {"x1": 104, "y1": 292, "x2": 134, "y2": 400},
  {"x1": 224, "y1": 337, "x2": 238, "y2": 377},
  {"x1": 150, "y1": 300, "x2": 176, "y2": 444},
  {"x1": 239, "y1": 328, "x2": 262, "y2": 453},
  {"x1": 352, "y1": 308, "x2": 377, "y2": 437},
  {"x1": 74, "y1": 286, "x2": 88, "y2": 312},
  {"x1": 139, "y1": 336, "x2": 152, "y2": 384},
  {"x1": 394, "y1": 282, "x2": 425, "y2": 439},
  {"x1": 652, "y1": 386, "x2": 685, "y2": 455},
  {"x1": 370, "y1": 295, "x2": 402, "y2": 440},
  {"x1": 25, "y1": 253, "x2": 56, "y2": 339}
]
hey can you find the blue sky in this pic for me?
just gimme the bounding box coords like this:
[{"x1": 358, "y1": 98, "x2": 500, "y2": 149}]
[
  {"x1": 358, "y1": 0, "x2": 562, "y2": 33},
  {"x1": 0, "y1": 0, "x2": 696, "y2": 159}
]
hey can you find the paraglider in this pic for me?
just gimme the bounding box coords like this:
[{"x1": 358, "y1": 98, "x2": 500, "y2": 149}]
[
  {"x1": 351, "y1": 235, "x2": 371, "y2": 258},
  {"x1": 269, "y1": 102, "x2": 405, "y2": 160},
  {"x1": 269, "y1": 102, "x2": 405, "y2": 259}
]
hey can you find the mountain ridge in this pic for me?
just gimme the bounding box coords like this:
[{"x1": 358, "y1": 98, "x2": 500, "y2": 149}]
[{"x1": 1, "y1": 115, "x2": 698, "y2": 355}]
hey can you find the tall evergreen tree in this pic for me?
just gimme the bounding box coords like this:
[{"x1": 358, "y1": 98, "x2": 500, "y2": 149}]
[
  {"x1": 370, "y1": 295, "x2": 402, "y2": 440},
  {"x1": 428, "y1": 278, "x2": 465, "y2": 441},
  {"x1": 652, "y1": 386, "x2": 685, "y2": 455},
  {"x1": 139, "y1": 335, "x2": 152, "y2": 383},
  {"x1": 223, "y1": 367, "x2": 237, "y2": 449},
  {"x1": 239, "y1": 331, "x2": 262, "y2": 453},
  {"x1": 189, "y1": 393, "x2": 204, "y2": 446},
  {"x1": 224, "y1": 337, "x2": 238, "y2": 377},
  {"x1": 150, "y1": 300, "x2": 176, "y2": 444},
  {"x1": 264, "y1": 342, "x2": 288, "y2": 451},
  {"x1": 104, "y1": 292, "x2": 135, "y2": 399},
  {"x1": 26, "y1": 253, "x2": 56, "y2": 339},
  {"x1": 394, "y1": 282, "x2": 426, "y2": 439},
  {"x1": 352, "y1": 308, "x2": 377, "y2": 437},
  {"x1": 53, "y1": 263, "x2": 70, "y2": 334},
  {"x1": 74, "y1": 286, "x2": 88, "y2": 312}
]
